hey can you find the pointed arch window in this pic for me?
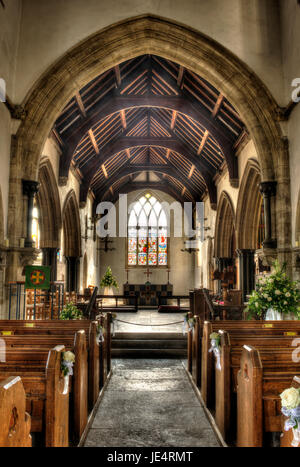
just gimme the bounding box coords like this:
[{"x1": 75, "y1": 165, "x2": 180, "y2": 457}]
[{"x1": 128, "y1": 194, "x2": 168, "y2": 267}]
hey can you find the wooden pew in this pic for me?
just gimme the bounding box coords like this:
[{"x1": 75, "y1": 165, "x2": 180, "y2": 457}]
[
  {"x1": 215, "y1": 331, "x2": 299, "y2": 442},
  {"x1": 200, "y1": 320, "x2": 300, "y2": 408},
  {"x1": 0, "y1": 345, "x2": 69, "y2": 447},
  {"x1": 0, "y1": 316, "x2": 112, "y2": 407},
  {"x1": 0, "y1": 376, "x2": 32, "y2": 447},
  {"x1": 1, "y1": 330, "x2": 88, "y2": 443},
  {"x1": 237, "y1": 346, "x2": 300, "y2": 447}
]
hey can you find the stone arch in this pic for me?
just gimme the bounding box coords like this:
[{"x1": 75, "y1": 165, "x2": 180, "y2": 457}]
[
  {"x1": 8, "y1": 14, "x2": 290, "y2": 260},
  {"x1": 36, "y1": 157, "x2": 62, "y2": 249},
  {"x1": 236, "y1": 159, "x2": 262, "y2": 250},
  {"x1": 62, "y1": 190, "x2": 82, "y2": 258},
  {"x1": 214, "y1": 191, "x2": 236, "y2": 259}
]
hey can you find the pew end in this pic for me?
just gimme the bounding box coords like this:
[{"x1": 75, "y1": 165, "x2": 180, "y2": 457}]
[
  {"x1": 45, "y1": 345, "x2": 70, "y2": 447},
  {"x1": 73, "y1": 330, "x2": 88, "y2": 444},
  {"x1": 0, "y1": 376, "x2": 32, "y2": 447},
  {"x1": 237, "y1": 345, "x2": 263, "y2": 447},
  {"x1": 215, "y1": 330, "x2": 232, "y2": 441}
]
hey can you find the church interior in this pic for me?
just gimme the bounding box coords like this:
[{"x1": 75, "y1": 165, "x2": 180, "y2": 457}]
[{"x1": 0, "y1": 0, "x2": 300, "y2": 450}]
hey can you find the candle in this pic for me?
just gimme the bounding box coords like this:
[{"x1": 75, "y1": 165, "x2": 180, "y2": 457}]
[
  {"x1": 4, "y1": 238, "x2": 9, "y2": 248},
  {"x1": 19, "y1": 238, "x2": 25, "y2": 248},
  {"x1": 296, "y1": 241, "x2": 299, "y2": 248}
]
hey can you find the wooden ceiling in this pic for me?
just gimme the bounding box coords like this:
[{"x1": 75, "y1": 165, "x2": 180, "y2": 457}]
[{"x1": 52, "y1": 55, "x2": 246, "y2": 208}]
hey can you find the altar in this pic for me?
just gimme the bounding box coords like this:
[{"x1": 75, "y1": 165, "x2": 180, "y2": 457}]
[{"x1": 123, "y1": 283, "x2": 173, "y2": 306}]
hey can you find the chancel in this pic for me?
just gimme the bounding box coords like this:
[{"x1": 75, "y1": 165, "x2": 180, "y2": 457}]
[{"x1": 0, "y1": 0, "x2": 300, "y2": 450}]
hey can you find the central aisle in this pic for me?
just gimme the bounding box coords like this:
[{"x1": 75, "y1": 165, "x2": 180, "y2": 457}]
[{"x1": 84, "y1": 359, "x2": 221, "y2": 447}]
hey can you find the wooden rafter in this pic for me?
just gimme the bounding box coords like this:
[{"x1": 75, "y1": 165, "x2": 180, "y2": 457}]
[
  {"x1": 75, "y1": 92, "x2": 86, "y2": 117},
  {"x1": 197, "y1": 129, "x2": 209, "y2": 155},
  {"x1": 120, "y1": 109, "x2": 127, "y2": 129},
  {"x1": 88, "y1": 129, "x2": 99, "y2": 154},
  {"x1": 177, "y1": 66, "x2": 185, "y2": 88},
  {"x1": 114, "y1": 65, "x2": 121, "y2": 87},
  {"x1": 170, "y1": 110, "x2": 177, "y2": 130},
  {"x1": 101, "y1": 164, "x2": 108, "y2": 178},
  {"x1": 212, "y1": 93, "x2": 224, "y2": 118}
]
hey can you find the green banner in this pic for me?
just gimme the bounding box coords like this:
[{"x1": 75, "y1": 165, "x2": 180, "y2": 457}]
[{"x1": 25, "y1": 266, "x2": 51, "y2": 290}]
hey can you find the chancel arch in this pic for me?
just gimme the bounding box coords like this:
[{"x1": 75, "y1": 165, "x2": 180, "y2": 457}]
[
  {"x1": 8, "y1": 16, "x2": 289, "y2": 251},
  {"x1": 62, "y1": 190, "x2": 82, "y2": 292}
]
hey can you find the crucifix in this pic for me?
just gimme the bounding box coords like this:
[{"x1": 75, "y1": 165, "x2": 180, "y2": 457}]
[
  {"x1": 144, "y1": 268, "x2": 152, "y2": 283},
  {"x1": 166, "y1": 268, "x2": 171, "y2": 284}
]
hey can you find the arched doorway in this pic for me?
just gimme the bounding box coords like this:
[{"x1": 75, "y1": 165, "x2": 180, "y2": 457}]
[
  {"x1": 6, "y1": 15, "x2": 291, "y2": 284},
  {"x1": 62, "y1": 190, "x2": 82, "y2": 292}
]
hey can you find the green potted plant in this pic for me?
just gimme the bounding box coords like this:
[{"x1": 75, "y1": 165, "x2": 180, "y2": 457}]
[
  {"x1": 100, "y1": 266, "x2": 118, "y2": 299},
  {"x1": 60, "y1": 302, "x2": 84, "y2": 320},
  {"x1": 246, "y1": 260, "x2": 300, "y2": 320}
]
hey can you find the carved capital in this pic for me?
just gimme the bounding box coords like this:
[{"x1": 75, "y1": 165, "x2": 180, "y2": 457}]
[
  {"x1": 19, "y1": 249, "x2": 41, "y2": 267},
  {"x1": 58, "y1": 176, "x2": 68, "y2": 186},
  {"x1": 259, "y1": 181, "x2": 277, "y2": 197},
  {"x1": 22, "y1": 180, "x2": 40, "y2": 197}
]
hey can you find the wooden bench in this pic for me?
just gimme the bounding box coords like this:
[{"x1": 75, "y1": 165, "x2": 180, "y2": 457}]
[
  {"x1": 198, "y1": 320, "x2": 300, "y2": 408},
  {"x1": 0, "y1": 376, "x2": 32, "y2": 447},
  {"x1": 1, "y1": 330, "x2": 88, "y2": 443},
  {"x1": 214, "y1": 330, "x2": 299, "y2": 442},
  {"x1": 0, "y1": 345, "x2": 69, "y2": 447},
  {"x1": 237, "y1": 346, "x2": 300, "y2": 447},
  {"x1": 0, "y1": 318, "x2": 112, "y2": 410}
]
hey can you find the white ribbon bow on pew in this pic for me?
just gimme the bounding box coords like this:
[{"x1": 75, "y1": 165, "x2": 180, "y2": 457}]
[{"x1": 209, "y1": 338, "x2": 221, "y2": 371}]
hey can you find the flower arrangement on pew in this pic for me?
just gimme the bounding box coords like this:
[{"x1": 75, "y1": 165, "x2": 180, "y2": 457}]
[
  {"x1": 246, "y1": 260, "x2": 300, "y2": 320},
  {"x1": 60, "y1": 302, "x2": 84, "y2": 320},
  {"x1": 61, "y1": 351, "x2": 75, "y2": 394},
  {"x1": 209, "y1": 332, "x2": 221, "y2": 370},
  {"x1": 183, "y1": 313, "x2": 196, "y2": 334},
  {"x1": 96, "y1": 324, "x2": 104, "y2": 344},
  {"x1": 280, "y1": 387, "x2": 300, "y2": 447}
]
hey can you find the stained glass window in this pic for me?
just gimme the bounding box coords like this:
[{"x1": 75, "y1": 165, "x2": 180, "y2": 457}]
[{"x1": 127, "y1": 194, "x2": 168, "y2": 267}]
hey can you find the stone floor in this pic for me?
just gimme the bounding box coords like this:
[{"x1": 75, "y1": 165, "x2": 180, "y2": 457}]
[
  {"x1": 114, "y1": 310, "x2": 185, "y2": 333},
  {"x1": 84, "y1": 359, "x2": 221, "y2": 447}
]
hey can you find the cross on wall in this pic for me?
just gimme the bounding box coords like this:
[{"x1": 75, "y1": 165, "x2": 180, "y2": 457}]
[{"x1": 144, "y1": 268, "x2": 152, "y2": 282}]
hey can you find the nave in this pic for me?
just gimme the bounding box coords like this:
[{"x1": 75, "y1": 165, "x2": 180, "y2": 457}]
[{"x1": 84, "y1": 359, "x2": 221, "y2": 448}]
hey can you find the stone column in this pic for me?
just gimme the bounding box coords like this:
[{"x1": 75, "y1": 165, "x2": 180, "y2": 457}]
[
  {"x1": 42, "y1": 248, "x2": 59, "y2": 282},
  {"x1": 259, "y1": 181, "x2": 277, "y2": 249},
  {"x1": 237, "y1": 249, "x2": 255, "y2": 301},
  {"x1": 65, "y1": 256, "x2": 80, "y2": 292},
  {"x1": 22, "y1": 180, "x2": 39, "y2": 248}
]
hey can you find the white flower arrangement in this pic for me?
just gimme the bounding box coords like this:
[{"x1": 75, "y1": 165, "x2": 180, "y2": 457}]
[
  {"x1": 280, "y1": 387, "x2": 300, "y2": 447},
  {"x1": 246, "y1": 260, "x2": 300, "y2": 320},
  {"x1": 61, "y1": 351, "x2": 75, "y2": 377},
  {"x1": 183, "y1": 313, "x2": 196, "y2": 334}
]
